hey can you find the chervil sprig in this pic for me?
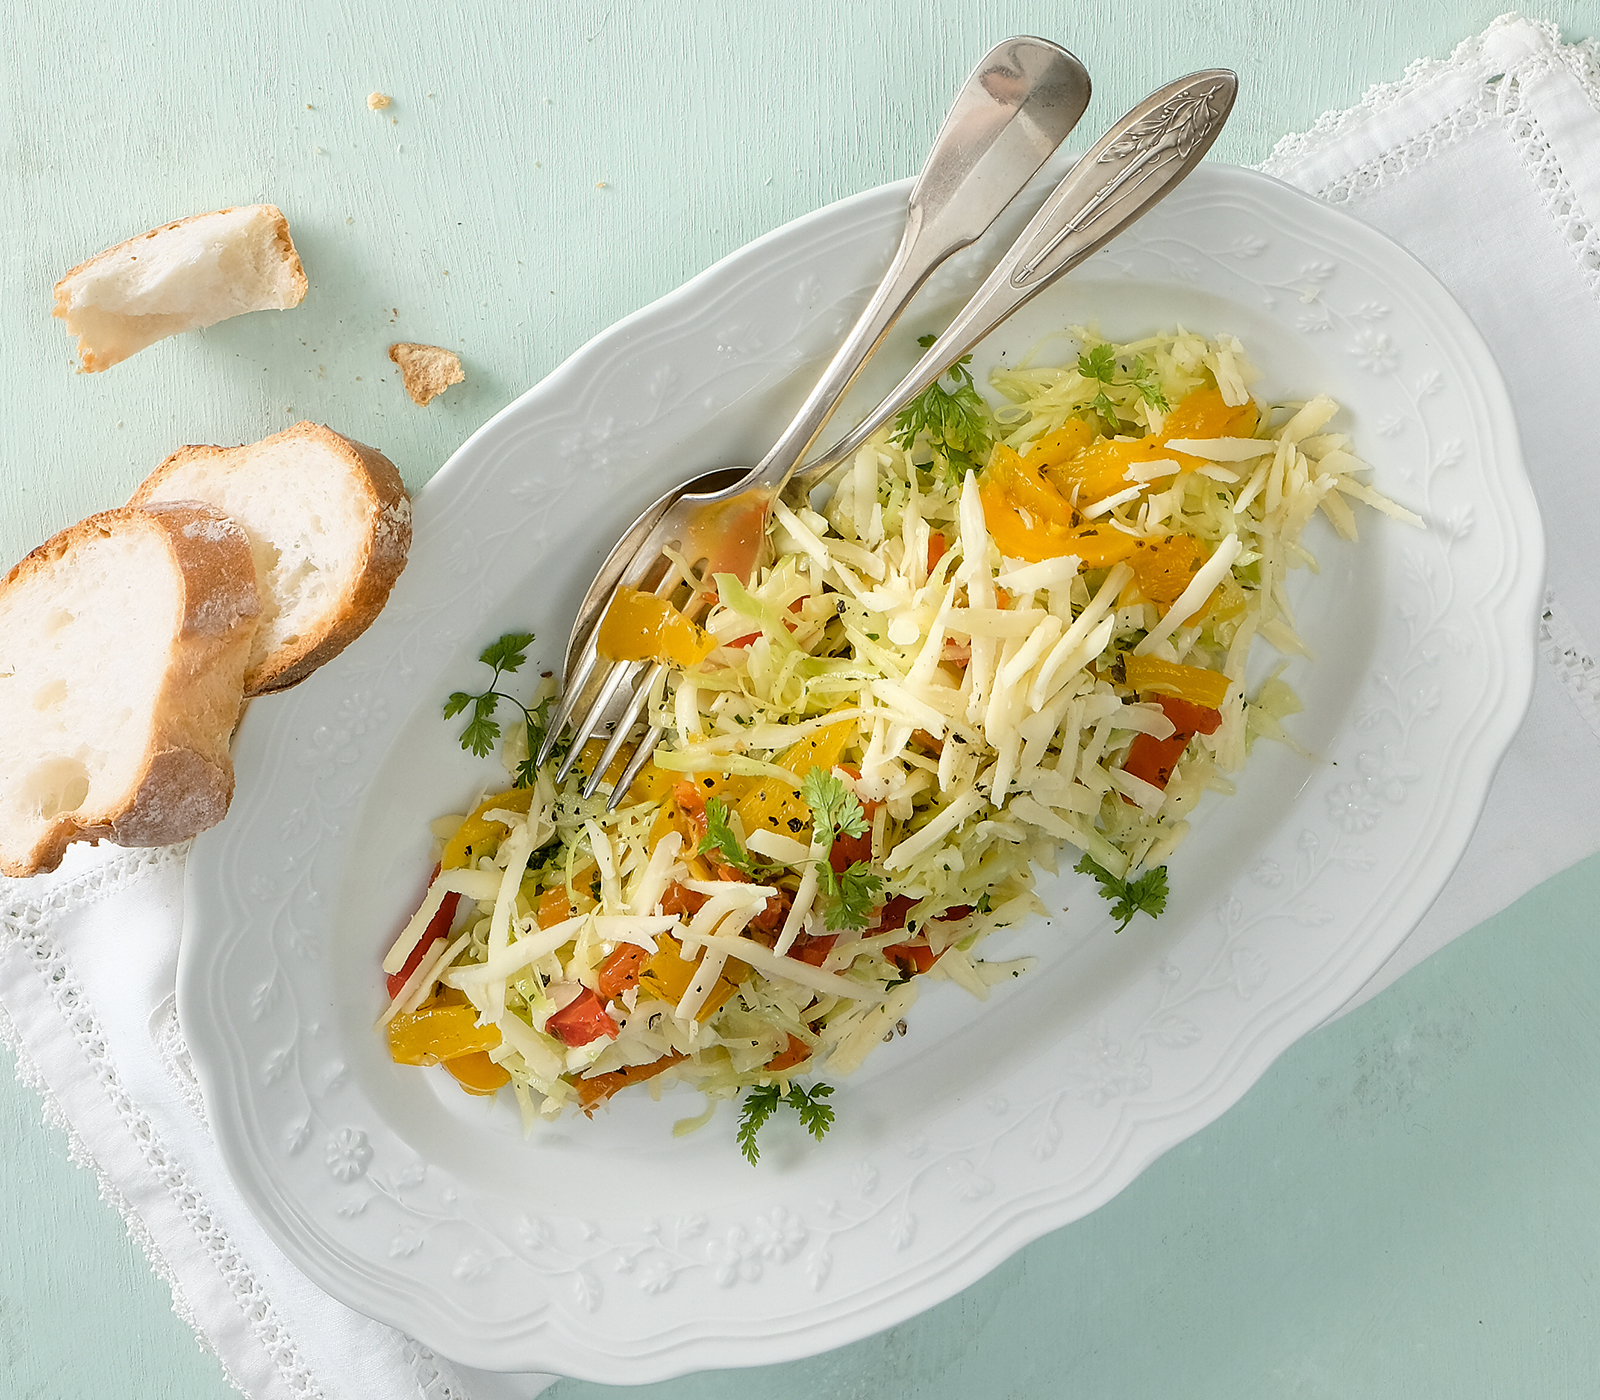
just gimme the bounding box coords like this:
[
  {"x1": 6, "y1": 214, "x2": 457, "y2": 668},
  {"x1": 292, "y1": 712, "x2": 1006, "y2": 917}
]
[
  {"x1": 1077, "y1": 344, "x2": 1170, "y2": 426},
  {"x1": 801, "y1": 768, "x2": 868, "y2": 844},
  {"x1": 799, "y1": 768, "x2": 882, "y2": 930},
  {"x1": 817, "y1": 860, "x2": 883, "y2": 932},
  {"x1": 892, "y1": 333, "x2": 993, "y2": 487},
  {"x1": 698, "y1": 797, "x2": 763, "y2": 877},
  {"x1": 442, "y1": 631, "x2": 540, "y2": 765},
  {"x1": 1074, "y1": 854, "x2": 1169, "y2": 932},
  {"x1": 736, "y1": 1081, "x2": 836, "y2": 1164}
]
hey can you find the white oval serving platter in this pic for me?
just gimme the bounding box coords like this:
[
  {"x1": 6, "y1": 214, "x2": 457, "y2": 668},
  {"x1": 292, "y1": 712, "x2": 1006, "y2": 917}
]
[{"x1": 178, "y1": 164, "x2": 1541, "y2": 1381}]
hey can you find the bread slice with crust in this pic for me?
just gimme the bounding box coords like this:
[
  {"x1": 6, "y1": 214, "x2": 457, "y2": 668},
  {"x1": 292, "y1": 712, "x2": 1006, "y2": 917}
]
[
  {"x1": 0, "y1": 503, "x2": 260, "y2": 877},
  {"x1": 53, "y1": 204, "x2": 307, "y2": 372},
  {"x1": 130, "y1": 421, "x2": 412, "y2": 695}
]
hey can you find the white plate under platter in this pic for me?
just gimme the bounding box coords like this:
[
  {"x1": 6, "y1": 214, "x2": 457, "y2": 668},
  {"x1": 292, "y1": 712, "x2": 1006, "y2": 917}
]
[{"x1": 177, "y1": 165, "x2": 1541, "y2": 1381}]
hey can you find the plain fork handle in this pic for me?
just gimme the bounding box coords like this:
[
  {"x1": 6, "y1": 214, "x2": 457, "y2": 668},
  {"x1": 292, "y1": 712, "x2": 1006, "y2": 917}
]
[
  {"x1": 790, "y1": 69, "x2": 1238, "y2": 491},
  {"x1": 729, "y1": 37, "x2": 1093, "y2": 500},
  {"x1": 550, "y1": 38, "x2": 1089, "y2": 761}
]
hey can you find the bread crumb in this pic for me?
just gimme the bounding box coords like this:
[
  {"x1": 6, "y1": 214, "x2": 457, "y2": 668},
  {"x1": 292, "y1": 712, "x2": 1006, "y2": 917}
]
[
  {"x1": 368, "y1": 92, "x2": 391, "y2": 110},
  {"x1": 388, "y1": 342, "x2": 464, "y2": 406},
  {"x1": 596, "y1": 181, "x2": 608, "y2": 188}
]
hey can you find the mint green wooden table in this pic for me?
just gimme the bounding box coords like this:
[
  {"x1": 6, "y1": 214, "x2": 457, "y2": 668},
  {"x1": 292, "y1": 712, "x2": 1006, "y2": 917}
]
[{"x1": 3, "y1": 3, "x2": 1598, "y2": 1396}]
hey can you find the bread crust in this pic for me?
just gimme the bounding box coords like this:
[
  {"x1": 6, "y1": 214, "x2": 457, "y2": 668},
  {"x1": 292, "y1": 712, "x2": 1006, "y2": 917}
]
[
  {"x1": 388, "y1": 342, "x2": 466, "y2": 405},
  {"x1": 53, "y1": 204, "x2": 308, "y2": 372},
  {"x1": 0, "y1": 503, "x2": 259, "y2": 877},
  {"x1": 130, "y1": 421, "x2": 413, "y2": 695}
]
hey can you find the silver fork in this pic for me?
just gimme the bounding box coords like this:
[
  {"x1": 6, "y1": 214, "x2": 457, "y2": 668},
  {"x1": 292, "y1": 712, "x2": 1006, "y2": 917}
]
[
  {"x1": 540, "y1": 37, "x2": 1092, "y2": 784},
  {"x1": 556, "y1": 70, "x2": 1238, "y2": 808},
  {"x1": 551, "y1": 69, "x2": 1237, "y2": 807},
  {"x1": 553, "y1": 69, "x2": 1239, "y2": 810}
]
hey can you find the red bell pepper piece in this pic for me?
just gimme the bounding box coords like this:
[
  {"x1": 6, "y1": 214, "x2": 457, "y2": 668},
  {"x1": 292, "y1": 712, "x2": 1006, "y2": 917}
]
[
  {"x1": 766, "y1": 1034, "x2": 813, "y2": 1072},
  {"x1": 875, "y1": 894, "x2": 918, "y2": 933},
  {"x1": 386, "y1": 867, "x2": 461, "y2": 999},
  {"x1": 546, "y1": 988, "x2": 620, "y2": 1047},
  {"x1": 790, "y1": 933, "x2": 837, "y2": 967},
  {"x1": 597, "y1": 944, "x2": 651, "y2": 999},
  {"x1": 885, "y1": 941, "x2": 940, "y2": 976},
  {"x1": 1122, "y1": 697, "x2": 1223, "y2": 792}
]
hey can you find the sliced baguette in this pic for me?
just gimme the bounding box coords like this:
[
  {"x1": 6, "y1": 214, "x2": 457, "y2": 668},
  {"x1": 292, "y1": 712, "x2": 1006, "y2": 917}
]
[
  {"x1": 131, "y1": 421, "x2": 412, "y2": 695},
  {"x1": 53, "y1": 204, "x2": 307, "y2": 372},
  {"x1": 0, "y1": 504, "x2": 260, "y2": 877}
]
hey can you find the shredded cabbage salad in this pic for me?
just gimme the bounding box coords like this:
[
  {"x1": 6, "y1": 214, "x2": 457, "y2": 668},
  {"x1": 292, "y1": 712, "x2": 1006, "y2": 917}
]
[{"x1": 378, "y1": 327, "x2": 1419, "y2": 1159}]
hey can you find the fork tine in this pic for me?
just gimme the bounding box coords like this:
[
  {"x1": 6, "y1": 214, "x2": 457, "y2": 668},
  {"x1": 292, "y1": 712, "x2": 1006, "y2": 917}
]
[
  {"x1": 606, "y1": 724, "x2": 665, "y2": 812},
  {"x1": 554, "y1": 658, "x2": 643, "y2": 784},
  {"x1": 538, "y1": 638, "x2": 601, "y2": 765},
  {"x1": 581, "y1": 662, "x2": 665, "y2": 799}
]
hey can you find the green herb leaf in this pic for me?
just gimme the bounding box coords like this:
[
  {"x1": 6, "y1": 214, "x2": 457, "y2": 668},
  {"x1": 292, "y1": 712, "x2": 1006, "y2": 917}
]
[
  {"x1": 444, "y1": 629, "x2": 542, "y2": 765},
  {"x1": 818, "y1": 860, "x2": 883, "y2": 933},
  {"x1": 785, "y1": 1082, "x2": 835, "y2": 1141},
  {"x1": 698, "y1": 797, "x2": 760, "y2": 877},
  {"x1": 1080, "y1": 346, "x2": 1170, "y2": 423},
  {"x1": 459, "y1": 693, "x2": 503, "y2": 758},
  {"x1": 891, "y1": 346, "x2": 993, "y2": 489},
  {"x1": 1090, "y1": 389, "x2": 1122, "y2": 425},
  {"x1": 479, "y1": 631, "x2": 534, "y2": 674},
  {"x1": 1078, "y1": 344, "x2": 1117, "y2": 383},
  {"x1": 1074, "y1": 854, "x2": 1169, "y2": 933},
  {"x1": 736, "y1": 1081, "x2": 837, "y2": 1163},
  {"x1": 801, "y1": 767, "x2": 869, "y2": 845},
  {"x1": 736, "y1": 1084, "x2": 782, "y2": 1165}
]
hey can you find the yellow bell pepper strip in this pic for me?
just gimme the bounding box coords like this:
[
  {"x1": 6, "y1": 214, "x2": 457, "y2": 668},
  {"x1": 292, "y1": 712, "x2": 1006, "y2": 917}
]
[
  {"x1": 1125, "y1": 534, "x2": 1209, "y2": 606},
  {"x1": 649, "y1": 771, "x2": 754, "y2": 864},
  {"x1": 981, "y1": 388, "x2": 1263, "y2": 567},
  {"x1": 441, "y1": 786, "x2": 537, "y2": 870},
  {"x1": 1020, "y1": 418, "x2": 1096, "y2": 469},
  {"x1": 978, "y1": 445, "x2": 1139, "y2": 567},
  {"x1": 1041, "y1": 388, "x2": 1257, "y2": 504},
  {"x1": 1122, "y1": 654, "x2": 1232, "y2": 709},
  {"x1": 1160, "y1": 386, "x2": 1259, "y2": 439},
  {"x1": 734, "y1": 716, "x2": 859, "y2": 842},
  {"x1": 388, "y1": 993, "x2": 504, "y2": 1066},
  {"x1": 443, "y1": 1051, "x2": 512, "y2": 1095},
  {"x1": 638, "y1": 933, "x2": 743, "y2": 1022},
  {"x1": 596, "y1": 586, "x2": 717, "y2": 668}
]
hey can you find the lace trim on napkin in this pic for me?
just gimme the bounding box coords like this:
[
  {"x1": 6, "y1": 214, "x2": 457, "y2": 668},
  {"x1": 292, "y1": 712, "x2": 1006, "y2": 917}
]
[
  {"x1": 0, "y1": 998, "x2": 247, "y2": 1389},
  {"x1": 1262, "y1": 17, "x2": 1600, "y2": 272},
  {"x1": 1, "y1": 845, "x2": 480, "y2": 1400},
  {"x1": 1, "y1": 846, "x2": 327, "y2": 1400},
  {"x1": 1263, "y1": 13, "x2": 1600, "y2": 730},
  {"x1": 1541, "y1": 592, "x2": 1600, "y2": 742}
]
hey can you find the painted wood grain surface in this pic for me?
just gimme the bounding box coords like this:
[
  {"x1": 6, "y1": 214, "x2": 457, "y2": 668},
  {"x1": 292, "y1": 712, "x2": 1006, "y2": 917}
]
[{"x1": 2, "y1": 2, "x2": 1598, "y2": 1397}]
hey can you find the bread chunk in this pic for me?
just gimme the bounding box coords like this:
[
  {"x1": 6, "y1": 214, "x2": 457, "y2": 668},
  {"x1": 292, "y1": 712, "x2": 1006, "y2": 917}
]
[
  {"x1": 389, "y1": 342, "x2": 465, "y2": 405},
  {"x1": 0, "y1": 504, "x2": 260, "y2": 877},
  {"x1": 53, "y1": 205, "x2": 307, "y2": 372},
  {"x1": 131, "y1": 422, "x2": 412, "y2": 694}
]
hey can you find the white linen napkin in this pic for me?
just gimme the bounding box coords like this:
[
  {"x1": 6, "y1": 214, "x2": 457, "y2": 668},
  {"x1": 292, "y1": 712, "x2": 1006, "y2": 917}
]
[{"x1": 2, "y1": 15, "x2": 1597, "y2": 1395}]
